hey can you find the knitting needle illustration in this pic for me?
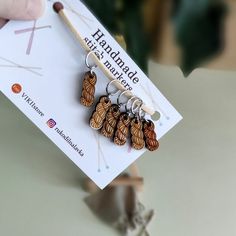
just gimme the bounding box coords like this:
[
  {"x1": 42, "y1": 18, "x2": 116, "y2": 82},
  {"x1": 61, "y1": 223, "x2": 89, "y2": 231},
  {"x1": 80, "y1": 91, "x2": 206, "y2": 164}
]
[
  {"x1": 93, "y1": 131, "x2": 109, "y2": 172},
  {"x1": 14, "y1": 20, "x2": 52, "y2": 55},
  {"x1": 127, "y1": 144, "x2": 132, "y2": 154},
  {"x1": 0, "y1": 56, "x2": 42, "y2": 76},
  {"x1": 62, "y1": 0, "x2": 93, "y2": 29}
]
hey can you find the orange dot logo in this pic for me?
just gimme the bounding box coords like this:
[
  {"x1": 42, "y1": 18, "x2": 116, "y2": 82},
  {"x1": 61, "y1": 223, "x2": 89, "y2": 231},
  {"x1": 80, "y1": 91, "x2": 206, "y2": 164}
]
[{"x1": 12, "y1": 84, "x2": 22, "y2": 94}]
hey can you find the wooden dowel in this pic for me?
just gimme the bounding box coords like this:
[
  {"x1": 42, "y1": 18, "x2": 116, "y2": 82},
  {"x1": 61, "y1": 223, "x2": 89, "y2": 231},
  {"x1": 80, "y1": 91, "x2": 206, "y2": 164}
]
[
  {"x1": 109, "y1": 176, "x2": 143, "y2": 187},
  {"x1": 129, "y1": 163, "x2": 140, "y2": 177},
  {"x1": 129, "y1": 164, "x2": 143, "y2": 191},
  {"x1": 53, "y1": 2, "x2": 155, "y2": 116}
]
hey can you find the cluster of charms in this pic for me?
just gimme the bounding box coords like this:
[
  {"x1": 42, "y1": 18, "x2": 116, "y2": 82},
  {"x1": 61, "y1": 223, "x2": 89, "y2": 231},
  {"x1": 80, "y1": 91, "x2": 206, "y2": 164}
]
[{"x1": 80, "y1": 51, "x2": 159, "y2": 152}]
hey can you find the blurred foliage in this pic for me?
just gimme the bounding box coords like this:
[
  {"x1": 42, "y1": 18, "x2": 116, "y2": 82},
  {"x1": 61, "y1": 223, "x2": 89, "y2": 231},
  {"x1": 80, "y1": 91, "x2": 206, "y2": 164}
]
[
  {"x1": 172, "y1": 0, "x2": 227, "y2": 75},
  {"x1": 82, "y1": 0, "x2": 150, "y2": 73},
  {"x1": 82, "y1": 0, "x2": 227, "y2": 76}
]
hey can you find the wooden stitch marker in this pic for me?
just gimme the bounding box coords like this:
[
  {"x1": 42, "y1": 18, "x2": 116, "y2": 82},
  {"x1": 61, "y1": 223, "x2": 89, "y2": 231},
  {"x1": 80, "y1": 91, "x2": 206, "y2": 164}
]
[{"x1": 53, "y1": 2, "x2": 144, "y2": 192}]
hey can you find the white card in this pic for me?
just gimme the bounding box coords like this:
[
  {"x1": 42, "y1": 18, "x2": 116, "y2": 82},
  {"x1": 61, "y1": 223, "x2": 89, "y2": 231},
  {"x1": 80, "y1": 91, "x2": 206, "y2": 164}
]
[{"x1": 0, "y1": 0, "x2": 182, "y2": 189}]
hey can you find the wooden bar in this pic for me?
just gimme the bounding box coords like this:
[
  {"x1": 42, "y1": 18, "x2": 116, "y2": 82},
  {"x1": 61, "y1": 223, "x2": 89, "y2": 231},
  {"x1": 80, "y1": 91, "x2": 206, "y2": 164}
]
[{"x1": 55, "y1": 3, "x2": 155, "y2": 115}]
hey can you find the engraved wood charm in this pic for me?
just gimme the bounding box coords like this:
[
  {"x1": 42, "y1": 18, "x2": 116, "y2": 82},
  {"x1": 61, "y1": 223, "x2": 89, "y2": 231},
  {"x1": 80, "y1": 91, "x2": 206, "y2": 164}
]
[
  {"x1": 114, "y1": 113, "x2": 131, "y2": 146},
  {"x1": 143, "y1": 120, "x2": 159, "y2": 151},
  {"x1": 101, "y1": 104, "x2": 121, "y2": 138},
  {"x1": 130, "y1": 118, "x2": 145, "y2": 150},
  {"x1": 90, "y1": 96, "x2": 112, "y2": 130},
  {"x1": 80, "y1": 71, "x2": 97, "y2": 107}
]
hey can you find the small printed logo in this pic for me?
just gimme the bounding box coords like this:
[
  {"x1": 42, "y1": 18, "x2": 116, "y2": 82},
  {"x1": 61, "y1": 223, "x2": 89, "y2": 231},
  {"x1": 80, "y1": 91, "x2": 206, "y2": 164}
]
[
  {"x1": 47, "y1": 119, "x2": 57, "y2": 128},
  {"x1": 12, "y1": 83, "x2": 22, "y2": 94}
]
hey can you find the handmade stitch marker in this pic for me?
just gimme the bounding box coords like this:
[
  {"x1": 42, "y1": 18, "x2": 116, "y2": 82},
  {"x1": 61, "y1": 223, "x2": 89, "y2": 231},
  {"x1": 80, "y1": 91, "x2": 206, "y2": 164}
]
[
  {"x1": 101, "y1": 104, "x2": 121, "y2": 138},
  {"x1": 90, "y1": 96, "x2": 112, "y2": 130},
  {"x1": 101, "y1": 89, "x2": 129, "y2": 139},
  {"x1": 143, "y1": 120, "x2": 159, "y2": 151},
  {"x1": 130, "y1": 118, "x2": 145, "y2": 150},
  {"x1": 113, "y1": 92, "x2": 134, "y2": 145},
  {"x1": 80, "y1": 51, "x2": 100, "y2": 107},
  {"x1": 114, "y1": 113, "x2": 131, "y2": 146},
  {"x1": 130, "y1": 100, "x2": 145, "y2": 150},
  {"x1": 90, "y1": 80, "x2": 120, "y2": 130},
  {"x1": 80, "y1": 71, "x2": 97, "y2": 107}
]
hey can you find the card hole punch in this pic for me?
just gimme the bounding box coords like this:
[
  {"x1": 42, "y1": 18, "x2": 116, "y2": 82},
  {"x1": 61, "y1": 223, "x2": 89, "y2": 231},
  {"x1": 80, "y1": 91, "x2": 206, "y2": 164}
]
[{"x1": 151, "y1": 111, "x2": 161, "y2": 121}]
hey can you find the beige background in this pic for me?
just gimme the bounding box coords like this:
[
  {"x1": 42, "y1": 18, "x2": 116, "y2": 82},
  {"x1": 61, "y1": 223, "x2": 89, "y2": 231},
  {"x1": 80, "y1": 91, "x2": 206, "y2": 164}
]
[{"x1": 0, "y1": 63, "x2": 236, "y2": 236}]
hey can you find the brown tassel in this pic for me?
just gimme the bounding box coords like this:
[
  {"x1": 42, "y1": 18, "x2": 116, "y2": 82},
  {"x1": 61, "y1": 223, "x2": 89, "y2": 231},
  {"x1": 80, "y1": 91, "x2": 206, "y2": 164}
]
[
  {"x1": 143, "y1": 120, "x2": 159, "y2": 151},
  {"x1": 90, "y1": 96, "x2": 112, "y2": 130},
  {"x1": 114, "y1": 113, "x2": 131, "y2": 146},
  {"x1": 80, "y1": 71, "x2": 97, "y2": 107},
  {"x1": 130, "y1": 118, "x2": 145, "y2": 150},
  {"x1": 101, "y1": 104, "x2": 121, "y2": 138}
]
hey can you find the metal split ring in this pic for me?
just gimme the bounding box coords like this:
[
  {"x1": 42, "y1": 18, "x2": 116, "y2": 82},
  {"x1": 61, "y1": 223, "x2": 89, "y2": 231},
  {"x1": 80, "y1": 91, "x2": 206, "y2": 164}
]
[
  {"x1": 85, "y1": 50, "x2": 101, "y2": 74},
  {"x1": 131, "y1": 98, "x2": 143, "y2": 116},
  {"x1": 117, "y1": 90, "x2": 131, "y2": 107},
  {"x1": 106, "y1": 79, "x2": 121, "y2": 97},
  {"x1": 125, "y1": 96, "x2": 138, "y2": 113},
  {"x1": 138, "y1": 102, "x2": 146, "y2": 119}
]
